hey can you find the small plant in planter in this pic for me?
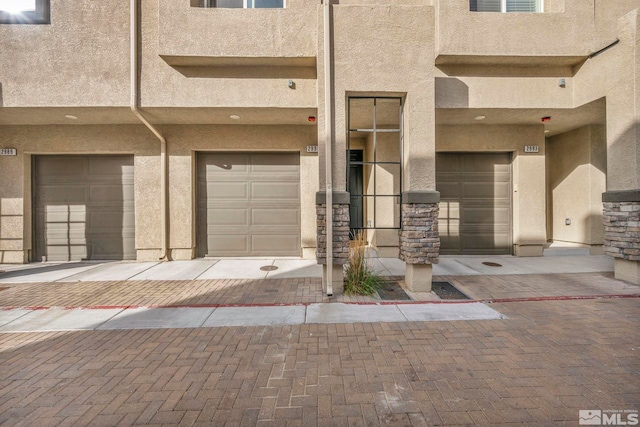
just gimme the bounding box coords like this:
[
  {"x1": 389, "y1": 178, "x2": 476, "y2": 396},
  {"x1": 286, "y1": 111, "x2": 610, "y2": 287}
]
[{"x1": 344, "y1": 230, "x2": 383, "y2": 296}]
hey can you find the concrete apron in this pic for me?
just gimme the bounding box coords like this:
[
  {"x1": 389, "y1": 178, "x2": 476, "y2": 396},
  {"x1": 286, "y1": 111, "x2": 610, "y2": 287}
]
[
  {"x1": 0, "y1": 303, "x2": 506, "y2": 332},
  {"x1": 0, "y1": 255, "x2": 615, "y2": 284}
]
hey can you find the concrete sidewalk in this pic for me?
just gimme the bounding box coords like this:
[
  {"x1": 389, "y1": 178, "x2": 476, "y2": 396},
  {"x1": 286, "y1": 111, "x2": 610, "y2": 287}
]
[
  {"x1": 0, "y1": 254, "x2": 635, "y2": 333},
  {"x1": 0, "y1": 302, "x2": 505, "y2": 332},
  {"x1": 0, "y1": 254, "x2": 615, "y2": 284},
  {"x1": 1, "y1": 298, "x2": 638, "y2": 426}
]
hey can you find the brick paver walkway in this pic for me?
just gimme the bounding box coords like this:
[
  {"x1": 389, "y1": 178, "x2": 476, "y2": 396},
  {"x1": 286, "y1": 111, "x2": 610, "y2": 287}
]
[
  {"x1": 0, "y1": 272, "x2": 638, "y2": 308},
  {"x1": 1, "y1": 298, "x2": 639, "y2": 426},
  {"x1": 1, "y1": 272, "x2": 639, "y2": 425}
]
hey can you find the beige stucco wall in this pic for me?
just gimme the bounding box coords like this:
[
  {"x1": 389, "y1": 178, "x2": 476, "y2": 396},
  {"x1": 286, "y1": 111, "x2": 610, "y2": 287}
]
[
  {"x1": 162, "y1": 125, "x2": 318, "y2": 260},
  {"x1": 546, "y1": 126, "x2": 606, "y2": 248},
  {"x1": 435, "y1": 74, "x2": 574, "y2": 109},
  {"x1": 0, "y1": 125, "x2": 160, "y2": 263},
  {"x1": 0, "y1": 124, "x2": 318, "y2": 263},
  {"x1": 436, "y1": 0, "x2": 593, "y2": 60},
  {"x1": 572, "y1": 9, "x2": 640, "y2": 192},
  {"x1": 0, "y1": 0, "x2": 129, "y2": 108},
  {"x1": 140, "y1": 0, "x2": 317, "y2": 113},
  {"x1": 436, "y1": 125, "x2": 547, "y2": 256},
  {"x1": 158, "y1": 0, "x2": 316, "y2": 61},
  {"x1": 318, "y1": 3, "x2": 435, "y2": 191}
]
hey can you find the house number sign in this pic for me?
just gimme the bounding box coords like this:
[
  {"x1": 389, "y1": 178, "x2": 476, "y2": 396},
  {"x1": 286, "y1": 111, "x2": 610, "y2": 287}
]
[
  {"x1": 0, "y1": 148, "x2": 17, "y2": 156},
  {"x1": 523, "y1": 145, "x2": 539, "y2": 153}
]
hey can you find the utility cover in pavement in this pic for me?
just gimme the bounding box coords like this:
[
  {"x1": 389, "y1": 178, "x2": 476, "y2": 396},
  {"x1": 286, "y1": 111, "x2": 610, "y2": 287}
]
[
  {"x1": 377, "y1": 281, "x2": 412, "y2": 301},
  {"x1": 432, "y1": 281, "x2": 471, "y2": 300}
]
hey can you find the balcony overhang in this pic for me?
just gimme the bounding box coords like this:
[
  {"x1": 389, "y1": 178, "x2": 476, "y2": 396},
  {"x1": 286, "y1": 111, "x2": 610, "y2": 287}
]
[
  {"x1": 160, "y1": 55, "x2": 317, "y2": 79},
  {"x1": 0, "y1": 107, "x2": 318, "y2": 126},
  {"x1": 435, "y1": 55, "x2": 588, "y2": 77}
]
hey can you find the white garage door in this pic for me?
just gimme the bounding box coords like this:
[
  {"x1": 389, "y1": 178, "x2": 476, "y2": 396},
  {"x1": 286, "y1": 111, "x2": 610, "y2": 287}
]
[
  {"x1": 197, "y1": 152, "x2": 301, "y2": 257},
  {"x1": 34, "y1": 155, "x2": 135, "y2": 262}
]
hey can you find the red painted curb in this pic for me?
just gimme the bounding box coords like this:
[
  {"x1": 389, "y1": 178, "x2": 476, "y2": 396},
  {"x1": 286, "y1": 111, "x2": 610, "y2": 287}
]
[{"x1": 1, "y1": 293, "x2": 638, "y2": 312}]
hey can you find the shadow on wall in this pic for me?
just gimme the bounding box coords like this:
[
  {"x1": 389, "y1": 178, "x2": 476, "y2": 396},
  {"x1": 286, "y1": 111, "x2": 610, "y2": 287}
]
[
  {"x1": 171, "y1": 65, "x2": 317, "y2": 80},
  {"x1": 546, "y1": 123, "x2": 607, "y2": 245},
  {"x1": 435, "y1": 77, "x2": 469, "y2": 108}
]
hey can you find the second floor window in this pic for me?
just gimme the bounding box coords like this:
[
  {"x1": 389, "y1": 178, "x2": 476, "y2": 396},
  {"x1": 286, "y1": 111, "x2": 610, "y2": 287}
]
[
  {"x1": 205, "y1": 0, "x2": 284, "y2": 8},
  {"x1": 470, "y1": 0, "x2": 542, "y2": 12},
  {"x1": 0, "y1": 0, "x2": 48, "y2": 24}
]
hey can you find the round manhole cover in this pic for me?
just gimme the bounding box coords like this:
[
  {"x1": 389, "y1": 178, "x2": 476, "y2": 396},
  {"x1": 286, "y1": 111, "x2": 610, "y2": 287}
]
[
  {"x1": 482, "y1": 262, "x2": 502, "y2": 267},
  {"x1": 260, "y1": 265, "x2": 279, "y2": 271}
]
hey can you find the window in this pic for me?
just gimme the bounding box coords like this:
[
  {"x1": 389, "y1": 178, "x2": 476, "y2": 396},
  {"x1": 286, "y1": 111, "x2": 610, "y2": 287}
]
[
  {"x1": 470, "y1": 0, "x2": 542, "y2": 12},
  {"x1": 0, "y1": 0, "x2": 48, "y2": 24},
  {"x1": 347, "y1": 97, "x2": 403, "y2": 234},
  {"x1": 204, "y1": 0, "x2": 284, "y2": 8}
]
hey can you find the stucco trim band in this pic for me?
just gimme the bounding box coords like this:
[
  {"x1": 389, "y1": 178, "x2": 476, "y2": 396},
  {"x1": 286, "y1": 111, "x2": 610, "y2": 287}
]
[
  {"x1": 316, "y1": 191, "x2": 350, "y2": 205},
  {"x1": 402, "y1": 191, "x2": 440, "y2": 204},
  {"x1": 602, "y1": 190, "x2": 640, "y2": 203}
]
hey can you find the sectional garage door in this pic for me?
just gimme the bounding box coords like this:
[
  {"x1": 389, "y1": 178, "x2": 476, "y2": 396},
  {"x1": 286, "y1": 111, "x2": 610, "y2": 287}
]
[
  {"x1": 436, "y1": 153, "x2": 512, "y2": 255},
  {"x1": 197, "y1": 152, "x2": 301, "y2": 257},
  {"x1": 34, "y1": 155, "x2": 135, "y2": 262}
]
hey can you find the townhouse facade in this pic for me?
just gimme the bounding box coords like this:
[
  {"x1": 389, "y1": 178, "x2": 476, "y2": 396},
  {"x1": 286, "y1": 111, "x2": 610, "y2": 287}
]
[{"x1": 0, "y1": 0, "x2": 639, "y2": 292}]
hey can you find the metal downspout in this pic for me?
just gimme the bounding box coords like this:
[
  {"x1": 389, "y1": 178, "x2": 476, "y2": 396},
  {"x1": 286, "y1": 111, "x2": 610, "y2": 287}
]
[
  {"x1": 130, "y1": 0, "x2": 169, "y2": 261},
  {"x1": 324, "y1": 0, "x2": 333, "y2": 296}
]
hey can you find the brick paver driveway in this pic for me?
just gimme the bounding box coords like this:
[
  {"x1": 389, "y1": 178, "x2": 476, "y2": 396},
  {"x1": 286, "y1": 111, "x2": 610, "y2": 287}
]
[
  {"x1": 1, "y1": 272, "x2": 639, "y2": 425},
  {"x1": 1, "y1": 296, "x2": 638, "y2": 426}
]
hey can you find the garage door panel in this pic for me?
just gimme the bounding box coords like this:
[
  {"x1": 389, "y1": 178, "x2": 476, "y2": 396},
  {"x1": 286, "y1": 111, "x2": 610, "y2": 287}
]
[
  {"x1": 250, "y1": 153, "x2": 300, "y2": 170},
  {"x1": 36, "y1": 158, "x2": 87, "y2": 177},
  {"x1": 206, "y1": 182, "x2": 249, "y2": 200},
  {"x1": 207, "y1": 234, "x2": 249, "y2": 253},
  {"x1": 208, "y1": 208, "x2": 249, "y2": 226},
  {"x1": 198, "y1": 152, "x2": 301, "y2": 257},
  {"x1": 39, "y1": 186, "x2": 86, "y2": 203},
  {"x1": 89, "y1": 156, "x2": 133, "y2": 174},
  {"x1": 462, "y1": 182, "x2": 510, "y2": 199},
  {"x1": 46, "y1": 245, "x2": 88, "y2": 261},
  {"x1": 436, "y1": 154, "x2": 461, "y2": 171},
  {"x1": 252, "y1": 235, "x2": 301, "y2": 254},
  {"x1": 89, "y1": 210, "x2": 133, "y2": 229},
  {"x1": 91, "y1": 237, "x2": 134, "y2": 260},
  {"x1": 437, "y1": 153, "x2": 512, "y2": 255},
  {"x1": 461, "y1": 234, "x2": 511, "y2": 250},
  {"x1": 42, "y1": 205, "x2": 87, "y2": 223},
  {"x1": 251, "y1": 182, "x2": 299, "y2": 200},
  {"x1": 436, "y1": 182, "x2": 459, "y2": 199},
  {"x1": 89, "y1": 185, "x2": 132, "y2": 203},
  {"x1": 34, "y1": 156, "x2": 135, "y2": 262},
  {"x1": 463, "y1": 207, "x2": 511, "y2": 225},
  {"x1": 45, "y1": 222, "x2": 87, "y2": 244},
  {"x1": 204, "y1": 154, "x2": 250, "y2": 174},
  {"x1": 462, "y1": 154, "x2": 510, "y2": 172},
  {"x1": 252, "y1": 208, "x2": 301, "y2": 226}
]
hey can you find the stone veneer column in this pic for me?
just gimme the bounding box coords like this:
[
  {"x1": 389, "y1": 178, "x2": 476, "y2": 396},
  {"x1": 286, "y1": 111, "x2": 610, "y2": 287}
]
[
  {"x1": 316, "y1": 191, "x2": 350, "y2": 293},
  {"x1": 399, "y1": 191, "x2": 440, "y2": 292},
  {"x1": 603, "y1": 190, "x2": 640, "y2": 284}
]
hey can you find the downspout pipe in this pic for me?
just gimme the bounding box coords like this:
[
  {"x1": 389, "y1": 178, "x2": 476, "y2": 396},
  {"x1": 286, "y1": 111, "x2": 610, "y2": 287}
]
[
  {"x1": 323, "y1": 0, "x2": 333, "y2": 296},
  {"x1": 130, "y1": 0, "x2": 169, "y2": 261}
]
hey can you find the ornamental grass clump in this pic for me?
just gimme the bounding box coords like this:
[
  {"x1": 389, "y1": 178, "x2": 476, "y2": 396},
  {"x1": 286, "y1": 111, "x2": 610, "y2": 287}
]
[{"x1": 344, "y1": 230, "x2": 383, "y2": 296}]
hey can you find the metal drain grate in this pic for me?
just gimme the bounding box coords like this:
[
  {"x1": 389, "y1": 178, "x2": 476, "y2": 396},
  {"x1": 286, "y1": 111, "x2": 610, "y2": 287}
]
[
  {"x1": 260, "y1": 265, "x2": 278, "y2": 272},
  {"x1": 376, "y1": 282, "x2": 412, "y2": 301},
  {"x1": 432, "y1": 281, "x2": 471, "y2": 300},
  {"x1": 482, "y1": 262, "x2": 502, "y2": 267}
]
